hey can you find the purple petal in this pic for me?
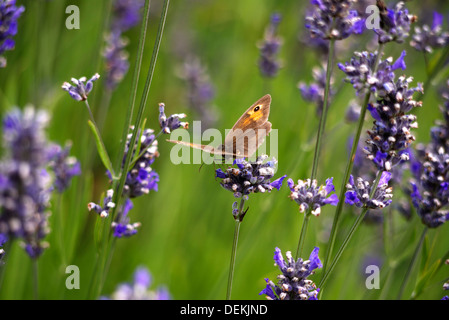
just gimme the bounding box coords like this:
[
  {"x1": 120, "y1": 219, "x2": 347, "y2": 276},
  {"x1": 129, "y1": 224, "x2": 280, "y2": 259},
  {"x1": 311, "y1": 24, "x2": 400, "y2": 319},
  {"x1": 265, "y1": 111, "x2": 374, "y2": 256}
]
[
  {"x1": 323, "y1": 193, "x2": 339, "y2": 206},
  {"x1": 308, "y1": 247, "x2": 322, "y2": 271},
  {"x1": 134, "y1": 267, "x2": 151, "y2": 288},
  {"x1": 287, "y1": 178, "x2": 295, "y2": 191},
  {"x1": 270, "y1": 175, "x2": 286, "y2": 190},
  {"x1": 215, "y1": 168, "x2": 227, "y2": 179},
  {"x1": 324, "y1": 177, "x2": 335, "y2": 194},
  {"x1": 259, "y1": 278, "x2": 276, "y2": 299},
  {"x1": 432, "y1": 11, "x2": 444, "y2": 30},
  {"x1": 392, "y1": 51, "x2": 407, "y2": 71},
  {"x1": 367, "y1": 104, "x2": 382, "y2": 122},
  {"x1": 379, "y1": 171, "x2": 392, "y2": 186},
  {"x1": 273, "y1": 247, "x2": 285, "y2": 270},
  {"x1": 345, "y1": 190, "x2": 359, "y2": 206}
]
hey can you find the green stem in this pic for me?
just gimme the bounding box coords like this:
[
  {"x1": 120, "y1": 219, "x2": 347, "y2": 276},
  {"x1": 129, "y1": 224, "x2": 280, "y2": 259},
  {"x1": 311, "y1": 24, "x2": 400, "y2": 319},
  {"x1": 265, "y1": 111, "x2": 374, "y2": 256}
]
[
  {"x1": 310, "y1": 38, "x2": 335, "y2": 181},
  {"x1": 396, "y1": 226, "x2": 428, "y2": 300},
  {"x1": 32, "y1": 258, "x2": 39, "y2": 300},
  {"x1": 226, "y1": 197, "x2": 245, "y2": 300},
  {"x1": 55, "y1": 193, "x2": 66, "y2": 267},
  {"x1": 319, "y1": 170, "x2": 384, "y2": 292},
  {"x1": 322, "y1": 43, "x2": 385, "y2": 277},
  {"x1": 295, "y1": 212, "x2": 310, "y2": 260}
]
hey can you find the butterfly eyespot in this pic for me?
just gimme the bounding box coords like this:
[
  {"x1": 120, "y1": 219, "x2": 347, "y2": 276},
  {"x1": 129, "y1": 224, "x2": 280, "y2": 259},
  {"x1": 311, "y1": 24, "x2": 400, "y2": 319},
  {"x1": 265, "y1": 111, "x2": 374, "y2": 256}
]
[{"x1": 254, "y1": 105, "x2": 261, "y2": 112}]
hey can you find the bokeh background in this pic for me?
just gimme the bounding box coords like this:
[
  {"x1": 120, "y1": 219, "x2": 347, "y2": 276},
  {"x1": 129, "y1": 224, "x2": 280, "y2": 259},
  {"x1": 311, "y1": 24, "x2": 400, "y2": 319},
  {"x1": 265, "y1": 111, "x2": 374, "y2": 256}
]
[{"x1": 1, "y1": 0, "x2": 449, "y2": 300}]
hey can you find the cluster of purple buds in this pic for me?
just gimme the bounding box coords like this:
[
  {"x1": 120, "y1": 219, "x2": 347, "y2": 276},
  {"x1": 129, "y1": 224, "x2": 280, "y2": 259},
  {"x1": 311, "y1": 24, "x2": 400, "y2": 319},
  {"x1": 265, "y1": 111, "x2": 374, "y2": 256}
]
[
  {"x1": 345, "y1": 172, "x2": 393, "y2": 209},
  {"x1": 287, "y1": 177, "x2": 339, "y2": 216},
  {"x1": 298, "y1": 64, "x2": 334, "y2": 116},
  {"x1": 111, "y1": 198, "x2": 140, "y2": 238},
  {"x1": 410, "y1": 11, "x2": 449, "y2": 54},
  {"x1": 258, "y1": 13, "x2": 282, "y2": 78},
  {"x1": 101, "y1": 266, "x2": 170, "y2": 300},
  {"x1": 338, "y1": 50, "x2": 407, "y2": 98},
  {"x1": 0, "y1": 107, "x2": 79, "y2": 258},
  {"x1": 374, "y1": 1, "x2": 416, "y2": 44},
  {"x1": 88, "y1": 189, "x2": 116, "y2": 218},
  {"x1": 158, "y1": 103, "x2": 188, "y2": 134},
  {"x1": 305, "y1": 0, "x2": 364, "y2": 41},
  {"x1": 62, "y1": 74, "x2": 101, "y2": 101},
  {"x1": 0, "y1": 0, "x2": 25, "y2": 68},
  {"x1": 259, "y1": 247, "x2": 321, "y2": 300},
  {"x1": 215, "y1": 156, "x2": 286, "y2": 199},
  {"x1": 364, "y1": 75, "x2": 422, "y2": 171},
  {"x1": 122, "y1": 126, "x2": 159, "y2": 198}
]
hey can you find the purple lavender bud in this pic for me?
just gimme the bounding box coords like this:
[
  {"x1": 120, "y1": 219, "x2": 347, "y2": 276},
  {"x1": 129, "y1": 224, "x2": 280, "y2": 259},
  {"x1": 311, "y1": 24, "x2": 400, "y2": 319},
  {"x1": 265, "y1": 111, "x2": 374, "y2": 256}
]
[
  {"x1": 258, "y1": 13, "x2": 283, "y2": 78},
  {"x1": 259, "y1": 247, "x2": 321, "y2": 300},
  {"x1": 345, "y1": 172, "x2": 393, "y2": 209},
  {"x1": 62, "y1": 74, "x2": 100, "y2": 101},
  {"x1": 0, "y1": 0, "x2": 25, "y2": 68},
  {"x1": 288, "y1": 177, "x2": 339, "y2": 216}
]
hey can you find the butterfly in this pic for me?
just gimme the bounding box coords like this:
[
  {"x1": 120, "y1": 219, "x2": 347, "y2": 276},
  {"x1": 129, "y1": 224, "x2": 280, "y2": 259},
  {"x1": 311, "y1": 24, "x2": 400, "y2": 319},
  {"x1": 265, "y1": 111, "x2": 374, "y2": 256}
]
[{"x1": 167, "y1": 94, "x2": 272, "y2": 162}]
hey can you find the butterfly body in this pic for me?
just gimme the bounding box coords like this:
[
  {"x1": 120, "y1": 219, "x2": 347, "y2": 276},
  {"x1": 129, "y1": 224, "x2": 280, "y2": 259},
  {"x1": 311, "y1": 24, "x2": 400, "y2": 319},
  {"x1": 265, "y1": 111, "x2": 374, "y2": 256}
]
[{"x1": 167, "y1": 94, "x2": 272, "y2": 161}]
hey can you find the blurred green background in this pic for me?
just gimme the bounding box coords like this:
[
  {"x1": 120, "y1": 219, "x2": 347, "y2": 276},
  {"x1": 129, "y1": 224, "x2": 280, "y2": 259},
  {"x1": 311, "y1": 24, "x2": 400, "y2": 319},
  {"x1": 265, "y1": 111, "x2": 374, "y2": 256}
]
[{"x1": 0, "y1": 0, "x2": 449, "y2": 300}]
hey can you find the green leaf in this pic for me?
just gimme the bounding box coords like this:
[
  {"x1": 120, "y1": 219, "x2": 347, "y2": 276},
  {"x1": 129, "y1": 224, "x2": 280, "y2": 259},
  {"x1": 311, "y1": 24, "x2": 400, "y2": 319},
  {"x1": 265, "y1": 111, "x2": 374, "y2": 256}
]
[
  {"x1": 412, "y1": 258, "x2": 441, "y2": 299},
  {"x1": 87, "y1": 120, "x2": 118, "y2": 180}
]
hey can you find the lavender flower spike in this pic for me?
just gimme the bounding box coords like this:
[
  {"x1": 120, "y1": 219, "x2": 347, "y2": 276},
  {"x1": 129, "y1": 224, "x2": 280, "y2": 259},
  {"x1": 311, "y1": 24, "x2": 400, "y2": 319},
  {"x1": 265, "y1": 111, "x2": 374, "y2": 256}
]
[
  {"x1": 62, "y1": 73, "x2": 100, "y2": 101},
  {"x1": 215, "y1": 156, "x2": 286, "y2": 201},
  {"x1": 345, "y1": 172, "x2": 393, "y2": 209},
  {"x1": 287, "y1": 177, "x2": 338, "y2": 216},
  {"x1": 374, "y1": 1, "x2": 416, "y2": 44},
  {"x1": 305, "y1": 0, "x2": 364, "y2": 41},
  {"x1": 0, "y1": 107, "x2": 53, "y2": 258},
  {"x1": 258, "y1": 13, "x2": 283, "y2": 78},
  {"x1": 259, "y1": 247, "x2": 321, "y2": 300},
  {"x1": 410, "y1": 11, "x2": 449, "y2": 54},
  {"x1": 0, "y1": 0, "x2": 25, "y2": 68}
]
